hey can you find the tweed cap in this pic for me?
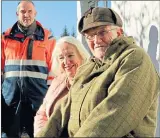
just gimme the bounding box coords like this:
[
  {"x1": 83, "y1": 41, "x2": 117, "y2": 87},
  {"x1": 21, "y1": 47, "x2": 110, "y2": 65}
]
[{"x1": 78, "y1": 7, "x2": 123, "y2": 33}]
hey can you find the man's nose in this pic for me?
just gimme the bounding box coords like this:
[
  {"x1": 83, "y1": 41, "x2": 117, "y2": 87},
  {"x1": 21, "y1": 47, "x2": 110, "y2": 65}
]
[
  {"x1": 94, "y1": 35, "x2": 102, "y2": 45},
  {"x1": 24, "y1": 12, "x2": 29, "y2": 17}
]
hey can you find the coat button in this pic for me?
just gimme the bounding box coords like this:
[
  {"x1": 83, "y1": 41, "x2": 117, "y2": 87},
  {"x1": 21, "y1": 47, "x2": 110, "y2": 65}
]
[
  {"x1": 108, "y1": 57, "x2": 112, "y2": 60},
  {"x1": 119, "y1": 42, "x2": 122, "y2": 46},
  {"x1": 80, "y1": 85, "x2": 83, "y2": 89}
]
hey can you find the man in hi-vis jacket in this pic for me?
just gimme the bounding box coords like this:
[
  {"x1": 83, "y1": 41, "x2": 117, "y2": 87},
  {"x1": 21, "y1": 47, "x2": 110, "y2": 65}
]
[{"x1": 1, "y1": 1, "x2": 55, "y2": 137}]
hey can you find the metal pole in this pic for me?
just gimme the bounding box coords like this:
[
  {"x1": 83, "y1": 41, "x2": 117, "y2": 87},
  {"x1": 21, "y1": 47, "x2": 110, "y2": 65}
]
[
  {"x1": 88, "y1": 0, "x2": 98, "y2": 8},
  {"x1": 104, "y1": 0, "x2": 108, "y2": 7}
]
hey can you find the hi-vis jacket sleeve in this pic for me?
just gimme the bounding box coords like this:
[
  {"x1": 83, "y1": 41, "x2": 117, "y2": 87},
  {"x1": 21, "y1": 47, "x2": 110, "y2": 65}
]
[
  {"x1": 46, "y1": 33, "x2": 56, "y2": 85},
  {"x1": 1, "y1": 35, "x2": 5, "y2": 72},
  {"x1": 74, "y1": 49, "x2": 160, "y2": 137}
]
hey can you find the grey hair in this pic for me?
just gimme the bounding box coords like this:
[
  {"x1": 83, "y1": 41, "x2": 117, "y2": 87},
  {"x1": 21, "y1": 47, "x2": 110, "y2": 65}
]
[
  {"x1": 17, "y1": 0, "x2": 35, "y2": 12},
  {"x1": 51, "y1": 36, "x2": 90, "y2": 76}
]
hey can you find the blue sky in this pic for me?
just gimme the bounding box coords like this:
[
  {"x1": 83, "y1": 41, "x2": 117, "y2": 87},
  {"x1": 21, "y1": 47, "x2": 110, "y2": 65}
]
[
  {"x1": 2, "y1": 1, "x2": 77, "y2": 39},
  {"x1": 2, "y1": 1, "x2": 111, "y2": 39}
]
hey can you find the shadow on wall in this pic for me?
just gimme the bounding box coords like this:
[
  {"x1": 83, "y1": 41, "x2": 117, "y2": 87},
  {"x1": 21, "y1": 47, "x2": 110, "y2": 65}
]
[
  {"x1": 147, "y1": 25, "x2": 160, "y2": 137},
  {"x1": 147, "y1": 25, "x2": 159, "y2": 72}
]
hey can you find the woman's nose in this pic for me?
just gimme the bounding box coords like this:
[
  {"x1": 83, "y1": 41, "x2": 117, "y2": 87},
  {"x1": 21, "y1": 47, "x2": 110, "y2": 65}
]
[{"x1": 64, "y1": 57, "x2": 71, "y2": 65}]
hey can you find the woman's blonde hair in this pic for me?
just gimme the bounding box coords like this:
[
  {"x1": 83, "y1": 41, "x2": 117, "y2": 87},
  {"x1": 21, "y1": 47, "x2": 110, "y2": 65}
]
[{"x1": 51, "y1": 36, "x2": 90, "y2": 76}]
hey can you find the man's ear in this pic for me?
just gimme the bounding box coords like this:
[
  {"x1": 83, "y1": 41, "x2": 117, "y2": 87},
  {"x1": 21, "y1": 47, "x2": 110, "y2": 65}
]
[
  {"x1": 16, "y1": 12, "x2": 18, "y2": 16},
  {"x1": 117, "y1": 27, "x2": 123, "y2": 37},
  {"x1": 35, "y1": 11, "x2": 37, "y2": 17}
]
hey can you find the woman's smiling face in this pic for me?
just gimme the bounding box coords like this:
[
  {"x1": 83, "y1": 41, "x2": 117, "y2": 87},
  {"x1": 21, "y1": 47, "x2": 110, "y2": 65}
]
[{"x1": 57, "y1": 42, "x2": 83, "y2": 79}]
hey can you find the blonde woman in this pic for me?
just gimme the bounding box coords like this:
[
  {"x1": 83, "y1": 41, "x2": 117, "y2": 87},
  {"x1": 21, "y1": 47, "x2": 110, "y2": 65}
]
[{"x1": 34, "y1": 36, "x2": 90, "y2": 136}]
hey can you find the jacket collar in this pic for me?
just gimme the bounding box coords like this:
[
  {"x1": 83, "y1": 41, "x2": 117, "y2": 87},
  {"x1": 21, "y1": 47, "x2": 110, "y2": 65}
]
[
  {"x1": 4, "y1": 21, "x2": 45, "y2": 41},
  {"x1": 79, "y1": 36, "x2": 136, "y2": 84},
  {"x1": 90, "y1": 36, "x2": 136, "y2": 65},
  {"x1": 17, "y1": 20, "x2": 37, "y2": 36},
  {"x1": 74, "y1": 36, "x2": 136, "y2": 85}
]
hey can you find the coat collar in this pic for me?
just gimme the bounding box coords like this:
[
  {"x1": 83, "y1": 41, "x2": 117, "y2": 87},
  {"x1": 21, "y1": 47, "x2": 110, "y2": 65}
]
[
  {"x1": 89, "y1": 36, "x2": 136, "y2": 65},
  {"x1": 74, "y1": 36, "x2": 136, "y2": 85},
  {"x1": 4, "y1": 21, "x2": 45, "y2": 41}
]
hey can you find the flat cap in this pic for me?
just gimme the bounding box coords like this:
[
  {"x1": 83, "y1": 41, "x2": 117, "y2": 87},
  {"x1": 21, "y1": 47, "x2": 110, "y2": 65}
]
[{"x1": 78, "y1": 7, "x2": 123, "y2": 33}]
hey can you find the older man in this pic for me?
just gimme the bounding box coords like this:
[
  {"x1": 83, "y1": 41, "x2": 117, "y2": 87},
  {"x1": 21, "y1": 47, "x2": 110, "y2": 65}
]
[
  {"x1": 36, "y1": 7, "x2": 160, "y2": 137},
  {"x1": 1, "y1": 1, "x2": 55, "y2": 137}
]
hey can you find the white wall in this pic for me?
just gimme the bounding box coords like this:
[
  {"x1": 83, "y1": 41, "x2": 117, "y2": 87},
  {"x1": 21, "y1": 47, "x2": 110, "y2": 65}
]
[
  {"x1": 77, "y1": 1, "x2": 98, "y2": 55},
  {"x1": 77, "y1": 1, "x2": 89, "y2": 53},
  {"x1": 111, "y1": 1, "x2": 160, "y2": 71}
]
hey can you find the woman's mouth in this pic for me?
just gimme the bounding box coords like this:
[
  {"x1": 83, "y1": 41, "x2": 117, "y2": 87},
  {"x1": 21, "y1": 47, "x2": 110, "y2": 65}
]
[
  {"x1": 65, "y1": 65, "x2": 74, "y2": 71},
  {"x1": 94, "y1": 45, "x2": 105, "y2": 49}
]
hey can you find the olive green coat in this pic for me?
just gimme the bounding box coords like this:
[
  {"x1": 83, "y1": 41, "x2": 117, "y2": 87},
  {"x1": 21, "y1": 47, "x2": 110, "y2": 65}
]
[{"x1": 36, "y1": 36, "x2": 160, "y2": 137}]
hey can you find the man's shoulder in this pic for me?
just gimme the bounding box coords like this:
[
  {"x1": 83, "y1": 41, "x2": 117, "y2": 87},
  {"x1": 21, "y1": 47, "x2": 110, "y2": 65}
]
[
  {"x1": 1, "y1": 28, "x2": 12, "y2": 42},
  {"x1": 3, "y1": 22, "x2": 18, "y2": 36},
  {"x1": 36, "y1": 21, "x2": 50, "y2": 32},
  {"x1": 128, "y1": 44, "x2": 147, "y2": 58},
  {"x1": 41, "y1": 28, "x2": 54, "y2": 40},
  {"x1": 120, "y1": 36, "x2": 147, "y2": 57},
  {"x1": 43, "y1": 28, "x2": 50, "y2": 32},
  {"x1": 35, "y1": 21, "x2": 54, "y2": 40},
  {"x1": 36, "y1": 26, "x2": 54, "y2": 41},
  {"x1": 119, "y1": 41, "x2": 151, "y2": 68},
  {"x1": 2, "y1": 28, "x2": 12, "y2": 36}
]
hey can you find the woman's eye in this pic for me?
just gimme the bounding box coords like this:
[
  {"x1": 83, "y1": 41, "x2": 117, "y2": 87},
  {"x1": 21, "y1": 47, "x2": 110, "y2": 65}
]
[
  {"x1": 59, "y1": 56, "x2": 64, "y2": 60},
  {"x1": 68, "y1": 55, "x2": 74, "y2": 58}
]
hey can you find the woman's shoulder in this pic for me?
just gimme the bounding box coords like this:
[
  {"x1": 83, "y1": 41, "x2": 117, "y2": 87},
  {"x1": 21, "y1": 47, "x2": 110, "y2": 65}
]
[
  {"x1": 44, "y1": 73, "x2": 67, "y2": 102},
  {"x1": 52, "y1": 73, "x2": 67, "y2": 84},
  {"x1": 48, "y1": 73, "x2": 67, "y2": 93}
]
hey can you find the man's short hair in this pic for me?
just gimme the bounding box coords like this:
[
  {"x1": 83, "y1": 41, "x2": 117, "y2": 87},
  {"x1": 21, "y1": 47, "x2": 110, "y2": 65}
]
[{"x1": 17, "y1": 0, "x2": 35, "y2": 12}]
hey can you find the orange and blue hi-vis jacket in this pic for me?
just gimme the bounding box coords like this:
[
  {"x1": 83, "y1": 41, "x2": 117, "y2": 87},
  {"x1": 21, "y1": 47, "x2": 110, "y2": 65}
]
[{"x1": 1, "y1": 21, "x2": 56, "y2": 111}]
